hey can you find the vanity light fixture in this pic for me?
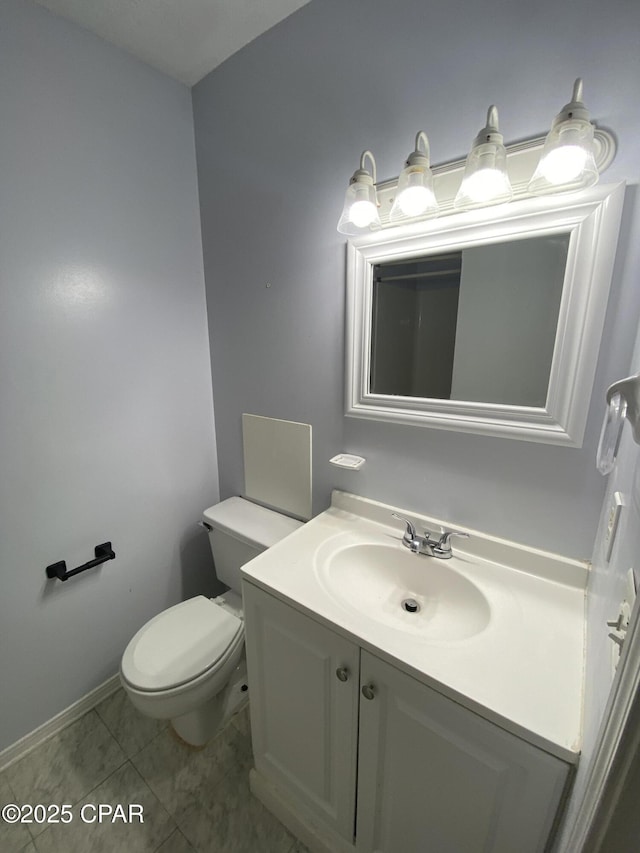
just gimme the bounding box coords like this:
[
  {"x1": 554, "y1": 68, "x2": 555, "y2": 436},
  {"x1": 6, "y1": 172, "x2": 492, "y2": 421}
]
[
  {"x1": 528, "y1": 78, "x2": 599, "y2": 195},
  {"x1": 389, "y1": 131, "x2": 439, "y2": 221},
  {"x1": 337, "y1": 80, "x2": 615, "y2": 233},
  {"x1": 453, "y1": 106, "x2": 513, "y2": 210},
  {"x1": 337, "y1": 150, "x2": 381, "y2": 235}
]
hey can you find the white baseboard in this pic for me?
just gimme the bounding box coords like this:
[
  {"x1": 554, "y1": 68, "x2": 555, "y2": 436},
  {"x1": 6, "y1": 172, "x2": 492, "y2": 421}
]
[{"x1": 0, "y1": 674, "x2": 121, "y2": 772}]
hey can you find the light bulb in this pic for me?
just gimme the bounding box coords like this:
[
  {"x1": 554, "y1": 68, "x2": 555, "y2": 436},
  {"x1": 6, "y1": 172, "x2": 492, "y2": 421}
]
[
  {"x1": 538, "y1": 145, "x2": 589, "y2": 185},
  {"x1": 396, "y1": 185, "x2": 437, "y2": 217},
  {"x1": 461, "y1": 168, "x2": 511, "y2": 203},
  {"x1": 349, "y1": 199, "x2": 378, "y2": 228}
]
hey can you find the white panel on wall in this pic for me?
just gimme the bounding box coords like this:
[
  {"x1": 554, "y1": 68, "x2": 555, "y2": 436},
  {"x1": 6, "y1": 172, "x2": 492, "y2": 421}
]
[{"x1": 242, "y1": 414, "x2": 312, "y2": 520}]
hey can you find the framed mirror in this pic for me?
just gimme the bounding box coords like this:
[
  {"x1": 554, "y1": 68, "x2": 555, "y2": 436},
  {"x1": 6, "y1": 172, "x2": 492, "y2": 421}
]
[{"x1": 345, "y1": 183, "x2": 624, "y2": 445}]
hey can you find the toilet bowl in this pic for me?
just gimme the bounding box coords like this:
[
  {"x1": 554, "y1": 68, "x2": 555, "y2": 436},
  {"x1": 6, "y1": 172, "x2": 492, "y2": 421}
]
[{"x1": 120, "y1": 497, "x2": 303, "y2": 746}]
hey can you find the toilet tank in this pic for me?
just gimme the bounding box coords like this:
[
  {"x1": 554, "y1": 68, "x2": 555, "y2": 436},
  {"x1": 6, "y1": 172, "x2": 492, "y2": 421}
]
[{"x1": 202, "y1": 497, "x2": 303, "y2": 592}]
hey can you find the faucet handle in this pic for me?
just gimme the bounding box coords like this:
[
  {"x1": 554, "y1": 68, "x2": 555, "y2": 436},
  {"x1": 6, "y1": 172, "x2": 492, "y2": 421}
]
[
  {"x1": 392, "y1": 513, "x2": 417, "y2": 545},
  {"x1": 436, "y1": 529, "x2": 470, "y2": 551}
]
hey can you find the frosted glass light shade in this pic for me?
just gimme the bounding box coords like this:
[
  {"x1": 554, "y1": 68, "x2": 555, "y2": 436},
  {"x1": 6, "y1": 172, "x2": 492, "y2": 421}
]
[
  {"x1": 338, "y1": 150, "x2": 381, "y2": 235},
  {"x1": 528, "y1": 121, "x2": 598, "y2": 194},
  {"x1": 528, "y1": 79, "x2": 599, "y2": 196},
  {"x1": 454, "y1": 106, "x2": 513, "y2": 211},
  {"x1": 390, "y1": 171, "x2": 438, "y2": 219},
  {"x1": 455, "y1": 149, "x2": 512, "y2": 207},
  {"x1": 337, "y1": 180, "x2": 380, "y2": 233},
  {"x1": 390, "y1": 132, "x2": 439, "y2": 221}
]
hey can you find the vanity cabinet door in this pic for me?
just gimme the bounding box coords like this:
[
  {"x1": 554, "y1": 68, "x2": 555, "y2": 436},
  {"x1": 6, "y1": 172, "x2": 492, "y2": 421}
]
[
  {"x1": 243, "y1": 582, "x2": 360, "y2": 843},
  {"x1": 356, "y1": 650, "x2": 569, "y2": 853}
]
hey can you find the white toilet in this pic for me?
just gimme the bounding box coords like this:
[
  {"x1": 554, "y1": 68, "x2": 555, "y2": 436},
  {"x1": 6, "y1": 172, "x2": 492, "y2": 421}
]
[{"x1": 120, "y1": 497, "x2": 303, "y2": 746}]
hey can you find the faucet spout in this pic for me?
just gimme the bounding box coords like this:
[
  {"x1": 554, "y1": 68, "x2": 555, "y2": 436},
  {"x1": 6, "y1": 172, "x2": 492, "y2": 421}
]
[{"x1": 391, "y1": 514, "x2": 470, "y2": 559}]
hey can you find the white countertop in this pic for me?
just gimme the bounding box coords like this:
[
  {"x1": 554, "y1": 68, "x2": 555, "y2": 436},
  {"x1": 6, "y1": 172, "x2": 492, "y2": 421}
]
[{"x1": 241, "y1": 491, "x2": 587, "y2": 764}]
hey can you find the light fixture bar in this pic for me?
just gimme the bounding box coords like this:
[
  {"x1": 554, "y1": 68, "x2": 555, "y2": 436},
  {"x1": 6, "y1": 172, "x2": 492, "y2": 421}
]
[{"x1": 371, "y1": 128, "x2": 614, "y2": 227}]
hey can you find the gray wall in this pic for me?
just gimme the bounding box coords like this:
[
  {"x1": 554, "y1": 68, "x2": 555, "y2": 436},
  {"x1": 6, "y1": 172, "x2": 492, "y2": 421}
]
[
  {"x1": 0, "y1": 0, "x2": 219, "y2": 751},
  {"x1": 193, "y1": 0, "x2": 640, "y2": 560}
]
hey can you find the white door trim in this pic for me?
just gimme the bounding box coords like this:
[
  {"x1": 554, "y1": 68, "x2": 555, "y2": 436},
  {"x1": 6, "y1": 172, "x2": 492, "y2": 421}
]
[{"x1": 560, "y1": 595, "x2": 640, "y2": 850}]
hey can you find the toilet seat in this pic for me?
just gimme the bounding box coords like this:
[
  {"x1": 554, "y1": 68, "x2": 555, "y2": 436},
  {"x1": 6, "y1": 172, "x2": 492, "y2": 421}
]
[{"x1": 121, "y1": 595, "x2": 243, "y2": 693}]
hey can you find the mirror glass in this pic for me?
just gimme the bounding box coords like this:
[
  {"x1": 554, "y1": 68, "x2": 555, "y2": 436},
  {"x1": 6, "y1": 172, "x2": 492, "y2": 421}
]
[{"x1": 370, "y1": 234, "x2": 570, "y2": 407}]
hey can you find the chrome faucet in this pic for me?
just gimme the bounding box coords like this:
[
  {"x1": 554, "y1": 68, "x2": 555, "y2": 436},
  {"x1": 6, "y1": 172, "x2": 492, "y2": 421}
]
[{"x1": 392, "y1": 513, "x2": 469, "y2": 559}]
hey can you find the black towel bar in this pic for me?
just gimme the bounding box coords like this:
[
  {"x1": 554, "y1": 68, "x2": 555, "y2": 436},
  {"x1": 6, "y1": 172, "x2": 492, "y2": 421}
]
[{"x1": 46, "y1": 542, "x2": 115, "y2": 582}]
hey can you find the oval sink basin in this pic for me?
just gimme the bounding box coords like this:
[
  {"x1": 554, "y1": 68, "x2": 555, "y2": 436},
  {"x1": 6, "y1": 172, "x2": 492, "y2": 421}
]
[{"x1": 315, "y1": 539, "x2": 490, "y2": 641}]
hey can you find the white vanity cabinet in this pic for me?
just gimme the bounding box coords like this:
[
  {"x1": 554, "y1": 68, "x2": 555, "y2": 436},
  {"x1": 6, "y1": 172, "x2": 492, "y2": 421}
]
[
  {"x1": 243, "y1": 580, "x2": 360, "y2": 842},
  {"x1": 356, "y1": 650, "x2": 569, "y2": 853},
  {"x1": 243, "y1": 581, "x2": 571, "y2": 853}
]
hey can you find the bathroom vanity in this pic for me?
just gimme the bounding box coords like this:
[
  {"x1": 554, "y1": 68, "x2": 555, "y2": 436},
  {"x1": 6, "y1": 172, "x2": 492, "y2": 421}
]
[{"x1": 241, "y1": 491, "x2": 586, "y2": 853}]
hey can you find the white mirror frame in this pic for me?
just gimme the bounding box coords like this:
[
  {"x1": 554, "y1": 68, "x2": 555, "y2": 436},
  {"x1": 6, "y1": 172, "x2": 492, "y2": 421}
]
[{"x1": 345, "y1": 182, "x2": 625, "y2": 446}]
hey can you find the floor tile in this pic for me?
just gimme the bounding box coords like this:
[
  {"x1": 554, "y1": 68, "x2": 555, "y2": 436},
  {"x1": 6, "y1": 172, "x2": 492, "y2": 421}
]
[
  {"x1": 155, "y1": 827, "x2": 197, "y2": 852},
  {"x1": 5, "y1": 700, "x2": 305, "y2": 853},
  {"x1": 33, "y1": 762, "x2": 175, "y2": 853},
  {"x1": 230, "y1": 705, "x2": 251, "y2": 741},
  {"x1": 177, "y1": 763, "x2": 295, "y2": 853},
  {"x1": 0, "y1": 773, "x2": 33, "y2": 851},
  {"x1": 95, "y1": 688, "x2": 166, "y2": 759},
  {"x1": 132, "y1": 718, "x2": 250, "y2": 821},
  {"x1": 5, "y1": 712, "x2": 126, "y2": 839}
]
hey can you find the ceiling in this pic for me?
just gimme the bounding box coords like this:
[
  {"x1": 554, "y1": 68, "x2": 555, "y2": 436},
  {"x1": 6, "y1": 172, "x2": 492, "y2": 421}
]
[{"x1": 34, "y1": 0, "x2": 312, "y2": 86}]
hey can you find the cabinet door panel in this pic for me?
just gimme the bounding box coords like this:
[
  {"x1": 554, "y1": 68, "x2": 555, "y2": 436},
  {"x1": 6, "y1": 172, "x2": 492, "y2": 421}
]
[
  {"x1": 356, "y1": 651, "x2": 569, "y2": 853},
  {"x1": 243, "y1": 582, "x2": 359, "y2": 841}
]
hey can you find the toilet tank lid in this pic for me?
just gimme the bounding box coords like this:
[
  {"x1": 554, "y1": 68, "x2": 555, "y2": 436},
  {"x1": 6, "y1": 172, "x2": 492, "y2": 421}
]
[{"x1": 203, "y1": 497, "x2": 304, "y2": 549}]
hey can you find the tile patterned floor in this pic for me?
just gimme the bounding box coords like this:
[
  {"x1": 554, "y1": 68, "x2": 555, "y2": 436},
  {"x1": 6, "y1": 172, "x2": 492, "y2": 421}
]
[{"x1": 0, "y1": 689, "x2": 309, "y2": 853}]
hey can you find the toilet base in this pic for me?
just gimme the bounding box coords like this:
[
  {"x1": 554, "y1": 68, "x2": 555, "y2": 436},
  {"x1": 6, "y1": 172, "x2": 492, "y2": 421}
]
[{"x1": 171, "y1": 658, "x2": 249, "y2": 747}]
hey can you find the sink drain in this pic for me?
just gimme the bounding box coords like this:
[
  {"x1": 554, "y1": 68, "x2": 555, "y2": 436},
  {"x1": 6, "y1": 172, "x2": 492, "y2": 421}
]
[{"x1": 402, "y1": 598, "x2": 420, "y2": 613}]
